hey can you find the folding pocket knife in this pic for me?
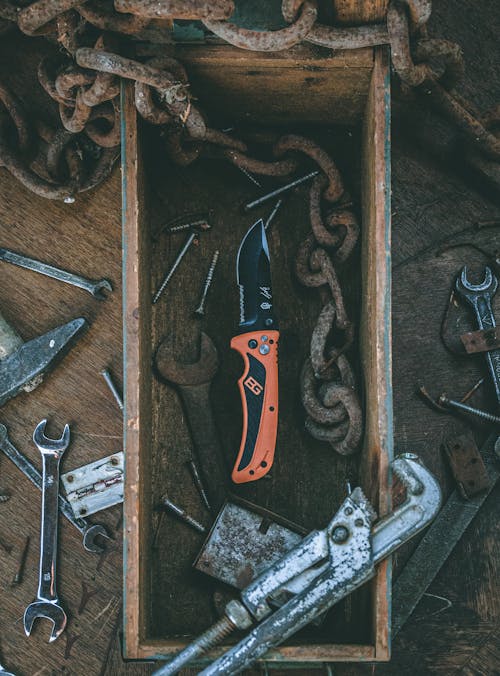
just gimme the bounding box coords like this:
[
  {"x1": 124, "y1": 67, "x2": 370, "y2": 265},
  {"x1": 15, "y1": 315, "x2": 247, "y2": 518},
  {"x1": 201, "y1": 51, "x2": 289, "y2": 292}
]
[{"x1": 231, "y1": 219, "x2": 279, "y2": 483}]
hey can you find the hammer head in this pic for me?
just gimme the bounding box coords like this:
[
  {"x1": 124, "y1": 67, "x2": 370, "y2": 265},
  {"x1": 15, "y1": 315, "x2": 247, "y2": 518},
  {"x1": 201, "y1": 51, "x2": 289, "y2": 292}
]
[{"x1": 0, "y1": 318, "x2": 87, "y2": 407}]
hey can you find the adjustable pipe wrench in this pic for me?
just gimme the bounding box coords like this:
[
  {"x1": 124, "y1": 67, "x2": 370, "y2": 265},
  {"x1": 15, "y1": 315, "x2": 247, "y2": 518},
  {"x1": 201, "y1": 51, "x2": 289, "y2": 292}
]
[{"x1": 154, "y1": 454, "x2": 442, "y2": 675}]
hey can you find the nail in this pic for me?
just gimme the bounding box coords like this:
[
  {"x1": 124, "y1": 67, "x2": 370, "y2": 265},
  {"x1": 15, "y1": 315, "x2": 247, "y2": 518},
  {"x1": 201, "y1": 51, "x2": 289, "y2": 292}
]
[
  {"x1": 11, "y1": 535, "x2": 30, "y2": 585},
  {"x1": 264, "y1": 199, "x2": 283, "y2": 231},
  {"x1": 194, "y1": 250, "x2": 220, "y2": 317},
  {"x1": 153, "y1": 231, "x2": 198, "y2": 304},
  {"x1": 160, "y1": 496, "x2": 207, "y2": 534},
  {"x1": 244, "y1": 170, "x2": 319, "y2": 211},
  {"x1": 101, "y1": 368, "x2": 124, "y2": 410},
  {"x1": 187, "y1": 458, "x2": 212, "y2": 513}
]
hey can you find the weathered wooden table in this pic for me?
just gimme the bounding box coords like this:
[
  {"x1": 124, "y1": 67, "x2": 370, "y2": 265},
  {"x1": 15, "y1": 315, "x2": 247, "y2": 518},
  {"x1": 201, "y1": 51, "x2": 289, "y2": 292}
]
[{"x1": 0, "y1": 1, "x2": 499, "y2": 674}]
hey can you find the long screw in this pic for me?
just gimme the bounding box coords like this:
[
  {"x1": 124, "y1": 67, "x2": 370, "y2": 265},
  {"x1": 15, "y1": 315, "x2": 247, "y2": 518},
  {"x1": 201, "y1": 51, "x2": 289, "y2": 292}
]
[
  {"x1": 101, "y1": 368, "x2": 124, "y2": 410},
  {"x1": 194, "y1": 250, "x2": 219, "y2": 317},
  {"x1": 153, "y1": 232, "x2": 198, "y2": 304},
  {"x1": 160, "y1": 496, "x2": 207, "y2": 534},
  {"x1": 438, "y1": 395, "x2": 500, "y2": 424},
  {"x1": 187, "y1": 458, "x2": 212, "y2": 513},
  {"x1": 264, "y1": 199, "x2": 283, "y2": 231},
  {"x1": 244, "y1": 170, "x2": 319, "y2": 211},
  {"x1": 159, "y1": 216, "x2": 211, "y2": 237}
]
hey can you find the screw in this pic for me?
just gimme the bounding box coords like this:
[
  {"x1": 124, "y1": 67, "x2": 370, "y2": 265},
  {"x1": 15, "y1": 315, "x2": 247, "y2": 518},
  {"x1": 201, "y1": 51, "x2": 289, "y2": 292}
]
[
  {"x1": 186, "y1": 458, "x2": 212, "y2": 513},
  {"x1": 194, "y1": 250, "x2": 220, "y2": 317},
  {"x1": 153, "y1": 231, "x2": 198, "y2": 304},
  {"x1": 264, "y1": 199, "x2": 283, "y2": 231},
  {"x1": 101, "y1": 368, "x2": 124, "y2": 410},
  {"x1": 438, "y1": 395, "x2": 500, "y2": 424},
  {"x1": 158, "y1": 215, "x2": 212, "y2": 237},
  {"x1": 244, "y1": 170, "x2": 319, "y2": 211},
  {"x1": 332, "y1": 526, "x2": 349, "y2": 543},
  {"x1": 11, "y1": 535, "x2": 30, "y2": 586},
  {"x1": 160, "y1": 496, "x2": 207, "y2": 534},
  {"x1": 153, "y1": 600, "x2": 252, "y2": 675},
  {"x1": 237, "y1": 165, "x2": 262, "y2": 188}
]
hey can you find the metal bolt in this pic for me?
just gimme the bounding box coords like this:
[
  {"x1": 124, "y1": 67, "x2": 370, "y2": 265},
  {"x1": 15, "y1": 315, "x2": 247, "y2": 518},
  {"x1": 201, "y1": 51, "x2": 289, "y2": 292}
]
[
  {"x1": 194, "y1": 250, "x2": 220, "y2": 317},
  {"x1": 244, "y1": 170, "x2": 319, "y2": 211},
  {"x1": 153, "y1": 232, "x2": 198, "y2": 304},
  {"x1": 438, "y1": 395, "x2": 500, "y2": 424},
  {"x1": 264, "y1": 199, "x2": 283, "y2": 231},
  {"x1": 331, "y1": 526, "x2": 349, "y2": 543},
  {"x1": 186, "y1": 458, "x2": 212, "y2": 513},
  {"x1": 101, "y1": 368, "x2": 124, "y2": 410},
  {"x1": 153, "y1": 600, "x2": 252, "y2": 675},
  {"x1": 160, "y1": 496, "x2": 207, "y2": 534},
  {"x1": 344, "y1": 506, "x2": 353, "y2": 516}
]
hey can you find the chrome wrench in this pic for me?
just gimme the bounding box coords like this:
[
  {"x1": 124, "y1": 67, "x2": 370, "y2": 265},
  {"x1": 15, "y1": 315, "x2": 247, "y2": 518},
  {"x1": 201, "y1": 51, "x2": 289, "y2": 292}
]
[
  {"x1": 455, "y1": 266, "x2": 500, "y2": 405},
  {"x1": 24, "y1": 420, "x2": 69, "y2": 642},
  {"x1": 0, "y1": 247, "x2": 112, "y2": 299},
  {"x1": 0, "y1": 423, "x2": 110, "y2": 553}
]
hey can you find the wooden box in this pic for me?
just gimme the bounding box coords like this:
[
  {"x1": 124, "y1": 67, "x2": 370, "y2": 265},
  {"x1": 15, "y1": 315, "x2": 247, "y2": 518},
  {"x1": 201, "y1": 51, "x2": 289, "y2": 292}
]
[{"x1": 122, "y1": 44, "x2": 392, "y2": 665}]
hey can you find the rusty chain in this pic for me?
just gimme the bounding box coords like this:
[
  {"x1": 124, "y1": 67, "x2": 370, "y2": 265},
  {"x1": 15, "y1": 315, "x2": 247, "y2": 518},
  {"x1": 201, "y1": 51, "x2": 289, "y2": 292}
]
[{"x1": 0, "y1": 0, "x2": 497, "y2": 198}]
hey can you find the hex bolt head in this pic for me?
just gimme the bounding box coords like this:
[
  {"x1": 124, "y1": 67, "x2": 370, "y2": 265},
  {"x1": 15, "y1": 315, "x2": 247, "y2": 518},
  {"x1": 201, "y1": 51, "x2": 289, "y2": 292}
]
[
  {"x1": 331, "y1": 526, "x2": 349, "y2": 543},
  {"x1": 225, "y1": 600, "x2": 253, "y2": 630}
]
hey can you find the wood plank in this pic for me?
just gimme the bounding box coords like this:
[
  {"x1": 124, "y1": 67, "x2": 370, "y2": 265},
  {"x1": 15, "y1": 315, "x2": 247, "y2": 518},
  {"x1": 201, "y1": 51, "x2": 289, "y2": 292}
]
[
  {"x1": 360, "y1": 47, "x2": 392, "y2": 660},
  {"x1": 333, "y1": 0, "x2": 388, "y2": 24},
  {"x1": 174, "y1": 44, "x2": 374, "y2": 125}
]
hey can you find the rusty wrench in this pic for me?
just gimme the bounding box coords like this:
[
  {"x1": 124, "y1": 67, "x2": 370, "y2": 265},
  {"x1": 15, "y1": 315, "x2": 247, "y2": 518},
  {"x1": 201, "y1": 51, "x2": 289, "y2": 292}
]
[
  {"x1": 24, "y1": 420, "x2": 69, "y2": 642},
  {"x1": 155, "y1": 332, "x2": 226, "y2": 508},
  {"x1": 455, "y1": 266, "x2": 500, "y2": 405},
  {"x1": 0, "y1": 423, "x2": 110, "y2": 553}
]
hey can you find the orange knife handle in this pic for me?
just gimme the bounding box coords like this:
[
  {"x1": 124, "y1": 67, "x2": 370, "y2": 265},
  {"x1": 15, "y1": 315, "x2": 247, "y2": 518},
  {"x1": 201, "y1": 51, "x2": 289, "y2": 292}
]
[{"x1": 230, "y1": 330, "x2": 279, "y2": 483}]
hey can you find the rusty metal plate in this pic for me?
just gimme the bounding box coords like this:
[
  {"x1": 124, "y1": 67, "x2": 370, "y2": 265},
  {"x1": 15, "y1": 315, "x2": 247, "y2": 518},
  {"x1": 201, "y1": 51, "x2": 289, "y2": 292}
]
[
  {"x1": 194, "y1": 499, "x2": 305, "y2": 589},
  {"x1": 443, "y1": 434, "x2": 491, "y2": 499},
  {"x1": 460, "y1": 327, "x2": 500, "y2": 354}
]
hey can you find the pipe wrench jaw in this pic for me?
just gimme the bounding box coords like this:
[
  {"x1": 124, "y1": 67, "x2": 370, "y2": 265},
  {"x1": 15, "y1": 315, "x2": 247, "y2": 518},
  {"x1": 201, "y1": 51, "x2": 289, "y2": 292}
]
[{"x1": 372, "y1": 454, "x2": 443, "y2": 563}]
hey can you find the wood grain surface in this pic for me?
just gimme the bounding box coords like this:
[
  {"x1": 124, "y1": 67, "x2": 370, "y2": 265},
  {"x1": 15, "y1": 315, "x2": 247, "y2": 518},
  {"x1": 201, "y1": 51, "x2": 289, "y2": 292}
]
[{"x1": 0, "y1": 0, "x2": 499, "y2": 674}]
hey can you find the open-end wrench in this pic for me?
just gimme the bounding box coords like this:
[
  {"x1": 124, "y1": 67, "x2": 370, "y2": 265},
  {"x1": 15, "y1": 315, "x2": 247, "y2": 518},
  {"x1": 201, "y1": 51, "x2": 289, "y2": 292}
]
[
  {"x1": 0, "y1": 423, "x2": 110, "y2": 553},
  {"x1": 0, "y1": 247, "x2": 112, "y2": 299},
  {"x1": 24, "y1": 420, "x2": 69, "y2": 642},
  {"x1": 155, "y1": 332, "x2": 226, "y2": 508},
  {"x1": 455, "y1": 266, "x2": 500, "y2": 405}
]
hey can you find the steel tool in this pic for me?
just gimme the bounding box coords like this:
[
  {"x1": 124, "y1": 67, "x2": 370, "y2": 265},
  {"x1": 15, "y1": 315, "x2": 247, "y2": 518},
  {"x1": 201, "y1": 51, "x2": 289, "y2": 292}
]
[
  {"x1": 155, "y1": 332, "x2": 226, "y2": 509},
  {"x1": 0, "y1": 424, "x2": 110, "y2": 553},
  {"x1": 455, "y1": 266, "x2": 500, "y2": 404},
  {"x1": 231, "y1": 219, "x2": 278, "y2": 483},
  {"x1": 0, "y1": 247, "x2": 112, "y2": 299},
  {"x1": 0, "y1": 314, "x2": 86, "y2": 407},
  {"x1": 154, "y1": 455, "x2": 441, "y2": 675},
  {"x1": 392, "y1": 434, "x2": 499, "y2": 634},
  {"x1": 24, "y1": 420, "x2": 69, "y2": 642}
]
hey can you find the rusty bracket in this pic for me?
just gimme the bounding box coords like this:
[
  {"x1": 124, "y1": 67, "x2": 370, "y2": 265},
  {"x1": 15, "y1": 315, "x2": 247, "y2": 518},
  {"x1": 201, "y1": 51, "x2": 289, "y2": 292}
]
[
  {"x1": 443, "y1": 434, "x2": 491, "y2": 499},
  {"x1": 461, "y1": 327, "x2": 500, "y2": 354}
]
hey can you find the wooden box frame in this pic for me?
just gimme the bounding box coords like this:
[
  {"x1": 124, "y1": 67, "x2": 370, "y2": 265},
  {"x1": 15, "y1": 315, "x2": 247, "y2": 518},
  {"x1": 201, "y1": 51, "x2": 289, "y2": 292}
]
[{"x1": 122, "y1": 44, "x2": 392, "y2": 664}]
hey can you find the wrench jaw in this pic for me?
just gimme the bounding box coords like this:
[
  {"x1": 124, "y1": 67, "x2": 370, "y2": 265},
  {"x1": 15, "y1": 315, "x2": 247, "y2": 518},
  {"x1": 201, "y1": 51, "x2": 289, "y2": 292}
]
[
  {"x1": 92, "y1": 279, "x2": 113, "y2": 301},
  {"x1": 33, "y1": 420, "x2": 70, "y2": 454},
  {"x1": 83, "y1": 524, "x2": 112, "y2": 553},
  {"x1": 456, "y1": 266, "x2": 498, "y2": 300},
  {"x1": 23, "y1": 601, "x2": 67, "y2": 643}
]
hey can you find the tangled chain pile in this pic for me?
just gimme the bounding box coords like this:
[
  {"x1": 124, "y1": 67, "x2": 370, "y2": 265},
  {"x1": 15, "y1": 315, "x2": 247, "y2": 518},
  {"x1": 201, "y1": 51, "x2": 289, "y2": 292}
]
[{"x1": 0, "y1": 0, "x2": 497, "y2": 198}]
